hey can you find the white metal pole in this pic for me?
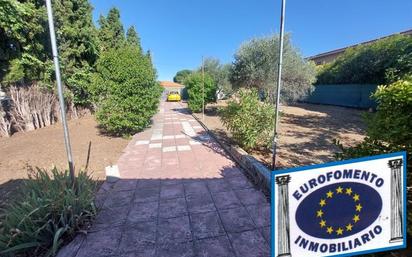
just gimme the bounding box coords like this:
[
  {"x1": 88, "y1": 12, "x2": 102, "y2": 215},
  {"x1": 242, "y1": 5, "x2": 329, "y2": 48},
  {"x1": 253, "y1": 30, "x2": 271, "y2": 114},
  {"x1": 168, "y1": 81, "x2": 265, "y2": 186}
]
[
  {"x1": 272, "y1": 0, "x2": 286, "y2": 170},
  {"x1": 45, "y1": 0, "x2": 75, "y2": 184},
  {"x1": 202, "y1": 56, "x2": 205, "y2": 121}
]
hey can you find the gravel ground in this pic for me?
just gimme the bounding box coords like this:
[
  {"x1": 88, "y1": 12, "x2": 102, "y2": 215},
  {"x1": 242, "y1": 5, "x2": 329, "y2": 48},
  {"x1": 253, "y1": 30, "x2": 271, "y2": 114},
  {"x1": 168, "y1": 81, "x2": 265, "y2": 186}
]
[
  {"x1": 0, "y1": 115, "x2": 129, "y2": 207},
  {"x1": 195, "y1": 101, "x2": 366, "y2": 169}
]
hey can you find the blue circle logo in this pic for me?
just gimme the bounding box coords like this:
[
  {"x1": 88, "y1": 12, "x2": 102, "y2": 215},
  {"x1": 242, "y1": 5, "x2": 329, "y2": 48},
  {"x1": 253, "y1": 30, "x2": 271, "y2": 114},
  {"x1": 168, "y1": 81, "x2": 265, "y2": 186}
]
[{"x1": 295, "y1": 182, "x2": 382, "y2": 239}]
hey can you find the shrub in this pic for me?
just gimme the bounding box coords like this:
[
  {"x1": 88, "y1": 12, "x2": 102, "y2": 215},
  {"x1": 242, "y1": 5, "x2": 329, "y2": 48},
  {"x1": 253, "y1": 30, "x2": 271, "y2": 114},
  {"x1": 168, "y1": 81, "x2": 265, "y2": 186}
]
[
  {"x1": 0, "y1": 168, "x2": 97, "y2": 257},
  {"x1": 230, "y1": 34, "x2": 316, "y2": 102},
  {"x1": 316, "y1": 35, "x2": 412, "y2": 85},
  {"x1": 219, "y1": 89, "x2": 275, "y2": 150},
  {"x1": 184, "y1": 72, "x2": 216, "y2": 113},
  {"x1": 92, "y1": 46, "x2": 162, "y2": 136},
  {"x1": 335, "y1": 77, "x2": 412, "y2": 234}
]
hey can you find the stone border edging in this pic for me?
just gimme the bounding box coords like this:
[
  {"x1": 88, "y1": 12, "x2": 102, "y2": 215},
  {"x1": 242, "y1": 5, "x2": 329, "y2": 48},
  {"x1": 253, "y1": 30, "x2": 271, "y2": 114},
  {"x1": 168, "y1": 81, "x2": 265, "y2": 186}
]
[{"x1": 191, "y1": 114, "x2": 271, "y2": 194}]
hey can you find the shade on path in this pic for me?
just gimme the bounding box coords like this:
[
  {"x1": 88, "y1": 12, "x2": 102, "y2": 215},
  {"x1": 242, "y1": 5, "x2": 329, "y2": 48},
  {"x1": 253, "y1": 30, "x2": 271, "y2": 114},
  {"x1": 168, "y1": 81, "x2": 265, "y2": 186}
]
[{"x1": 58, "y1": 101, "x2": 270, "y2": 257}]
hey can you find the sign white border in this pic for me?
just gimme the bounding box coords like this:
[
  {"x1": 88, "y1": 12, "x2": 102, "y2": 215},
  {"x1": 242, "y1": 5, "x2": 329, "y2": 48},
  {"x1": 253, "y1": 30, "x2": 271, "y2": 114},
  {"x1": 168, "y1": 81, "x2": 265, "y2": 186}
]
[{"x1": 271, "y1": 152, "x2": 407, "y2": 257}]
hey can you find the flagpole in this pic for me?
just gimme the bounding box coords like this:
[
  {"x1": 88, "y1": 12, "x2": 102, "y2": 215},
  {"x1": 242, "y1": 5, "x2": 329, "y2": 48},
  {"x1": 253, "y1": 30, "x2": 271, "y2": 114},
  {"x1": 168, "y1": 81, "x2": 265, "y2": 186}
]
[
  {"x1": 202, "y1": 56, "x2": 205, "y2": 121},
  {"x1": 272, "y1": 0, "x2": 286, "y2": 170},
  {"x1": 46, "y1": 0, "x2": 76, "y2": 185}
]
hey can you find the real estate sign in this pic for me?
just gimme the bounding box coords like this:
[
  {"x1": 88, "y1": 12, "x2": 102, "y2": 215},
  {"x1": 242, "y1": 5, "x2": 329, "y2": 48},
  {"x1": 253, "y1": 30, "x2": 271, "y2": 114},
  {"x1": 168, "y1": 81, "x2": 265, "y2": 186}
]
[{"x1": 271, "y1": 152, "x2": 407, "y2": 257}]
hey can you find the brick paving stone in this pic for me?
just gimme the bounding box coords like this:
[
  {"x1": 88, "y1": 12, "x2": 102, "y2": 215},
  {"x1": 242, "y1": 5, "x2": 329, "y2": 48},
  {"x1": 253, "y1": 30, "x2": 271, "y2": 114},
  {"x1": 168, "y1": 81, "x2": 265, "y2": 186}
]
[
  {"x1": 219, "y1": 207, "x2": 256, "y2": 233},
  {"x1": 103, "y1": 190, "x2": 134, "y2": 208},
  {"x1": 207, "y1": 179, "x2": 231, "y2": 193},
  {"x1": 156, "y1": 241, "x2": 195, "y2": 257},
  {"x1": 75, "y1": 226, "x2": 122, "y2": 257},
  {"x1": 127, "y1": 201, "x2": 158, "y2": 224},
  {"x1": 159, "y1": 197, "x2": 187, "y2": 219},
  {"x1": 190, "y1": 211, "x2": 225, "y2": 239},
  {"x1": 246, "y1": 204, "x2": 270, "y2": 227},
  {"x1": 235, "y1": 188, "x2": 268, "y2": 206},
  {"x1": 160, "y1": 183, "x2": 185, "y2": 199},
  {"x1": 134, "y1": 187, "x2": 159, "y2": 203},
  {"x1": 186, "y1": 193, "x2": 216, "y2": 214},
  {"x1": 157, "y1": 216, "x2": 192, "y2": 243},
  {"x1": 260, "y1": 226, "x2": 271, "y2": 244},
  {"x1": 212, "y1": 190, "x2": 242, "y2": 210},
  {"x1": 225, "y1": 175, "x2": 253, "y2": 189},
  {"x1": 117, "y1": 221, "x2": 156, "y2": 255},
  {"x1": 61, "y1": 102, "x2": 269, "y2": 257},
  {"x1": 196, "y1": 236, "x2": 236, "y2": 257},
  {"x1": 112, "y1": 180, "x2": 138, "y2": 192},
  {"x1": 184, "y1": 181, "x2": 209, "y2": 196},
  {"x1": 228, "y1": 230, "x2": 270, "y2": 257}
]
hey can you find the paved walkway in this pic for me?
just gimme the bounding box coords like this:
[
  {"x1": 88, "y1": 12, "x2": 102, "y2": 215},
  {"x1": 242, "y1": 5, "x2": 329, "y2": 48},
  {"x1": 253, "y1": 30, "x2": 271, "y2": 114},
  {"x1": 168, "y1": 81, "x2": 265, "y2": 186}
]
[{"x1": 58, "y1": 102, "x2": 270, "y2": 257}]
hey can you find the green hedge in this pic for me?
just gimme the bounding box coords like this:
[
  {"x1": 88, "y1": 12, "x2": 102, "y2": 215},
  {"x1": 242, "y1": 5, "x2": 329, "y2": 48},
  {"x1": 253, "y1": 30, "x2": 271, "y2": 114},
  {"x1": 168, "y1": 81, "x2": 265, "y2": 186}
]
[{"x1": 316, "y1": 35, "x2": 412, "y2": 85}]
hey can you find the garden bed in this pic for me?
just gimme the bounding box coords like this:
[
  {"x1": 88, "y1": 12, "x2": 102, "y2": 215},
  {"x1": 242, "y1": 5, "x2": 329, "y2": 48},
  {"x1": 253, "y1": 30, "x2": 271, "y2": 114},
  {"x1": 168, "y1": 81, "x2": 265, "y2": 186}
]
[
  {"x1": 0, "y1": 115, "x2": 128, "y2": 208},
  {"x1": 194, "y1": 101, "x2": 367, "y2": 170}
]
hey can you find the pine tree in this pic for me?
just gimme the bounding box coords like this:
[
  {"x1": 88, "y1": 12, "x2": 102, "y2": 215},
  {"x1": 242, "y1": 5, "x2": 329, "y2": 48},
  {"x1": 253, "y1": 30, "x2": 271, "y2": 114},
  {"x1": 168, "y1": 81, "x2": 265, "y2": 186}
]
[
  {"x1": 0, "y1": 0, "x2": 50, "y2": 84},
  {"x1": 126, "y1": 26, "x2": 142, "y2": 53},
  {"x1": 98, "y1": 7, "x2": 125, "y2": 51},
  {"x1": 51, "y1": 0, "x2": 99, "y2": 107}
]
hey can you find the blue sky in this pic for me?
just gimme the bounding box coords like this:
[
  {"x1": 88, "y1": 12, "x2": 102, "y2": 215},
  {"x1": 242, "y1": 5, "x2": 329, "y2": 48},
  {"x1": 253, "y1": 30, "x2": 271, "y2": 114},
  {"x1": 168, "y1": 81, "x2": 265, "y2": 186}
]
[{"x1": 90, "y1": 0, "x2": 412, "y2": 81}]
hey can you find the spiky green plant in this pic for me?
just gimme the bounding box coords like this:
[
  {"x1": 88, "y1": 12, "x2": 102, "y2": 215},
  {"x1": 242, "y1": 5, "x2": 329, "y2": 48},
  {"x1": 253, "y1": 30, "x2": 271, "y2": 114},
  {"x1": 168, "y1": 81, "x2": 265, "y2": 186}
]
[{"x1": 0, "y1": 167, "x2": 97, "y2": 257}]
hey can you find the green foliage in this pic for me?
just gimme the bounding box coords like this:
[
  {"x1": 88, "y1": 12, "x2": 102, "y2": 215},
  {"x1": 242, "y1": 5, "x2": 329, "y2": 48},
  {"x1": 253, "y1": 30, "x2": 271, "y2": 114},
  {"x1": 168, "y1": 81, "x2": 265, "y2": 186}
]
[
  {"x1": 98, "y1": 7, "x2": 125, "y2": 52},
  {"x1": 200, "y1": 57, "x2": 232, "y2": 97},
  {"x1": 92, "y1": 46, "x2": 162, "y2": 136},
  {"x1": 173, "y1": 69, "x2": 193, "y2": 84},
  {"x1": 335, "y1": 78, "x2": 412, "y2": 234},
  {"x1": 0, "y1": 167, "x2": 97, "y2": 257},
  {"x1": 184, "y1": 72, "x2": 216, "y2": 113},
  {"x1": 316, "y1": 35, "x2": 412, "y2": 85},
  {"x1": 126, "y1": 26, "x2": 142, "y2": 52},
  {"x1": 219, "y1": 89, "x2": 275, "y2": 150},
  {"x1": 230, "y1": 34, "x2": 316, "y2": 102},
  {"x1": 0, "y1": 0, "x2": 50, "y2": 84}
]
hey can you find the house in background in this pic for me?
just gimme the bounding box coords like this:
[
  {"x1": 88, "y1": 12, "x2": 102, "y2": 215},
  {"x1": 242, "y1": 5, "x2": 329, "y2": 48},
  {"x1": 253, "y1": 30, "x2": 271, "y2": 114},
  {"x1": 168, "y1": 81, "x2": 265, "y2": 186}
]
[
  {"x1": 159, "y1": 81, "x2": 188, "y2": 100},
  {"x1": 307, "y1": 28, "x2": 412, "y2": 65}
]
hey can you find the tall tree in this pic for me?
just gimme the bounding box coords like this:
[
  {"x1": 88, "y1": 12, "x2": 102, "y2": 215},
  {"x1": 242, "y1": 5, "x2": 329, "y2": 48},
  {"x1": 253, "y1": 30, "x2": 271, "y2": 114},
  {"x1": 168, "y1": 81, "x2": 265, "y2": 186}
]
[
  {"x1": 98, "y1": 7, "x2": 125, "y2": 51},
  {"x1": 230, "y1": 34, "x2": 316, "y2": 102},
  {"x1": 0, "y1": 0, "x2": 50, "y2": 84},
  {"x1": 126, "y1": 26, "x2": 142, "y2": 52},
  {"x1": 173, "y1": 69, "x2": 192, "y2": 84},
  {"x1": 51, "y1": 0, "x2": 99, "y2": 107}
]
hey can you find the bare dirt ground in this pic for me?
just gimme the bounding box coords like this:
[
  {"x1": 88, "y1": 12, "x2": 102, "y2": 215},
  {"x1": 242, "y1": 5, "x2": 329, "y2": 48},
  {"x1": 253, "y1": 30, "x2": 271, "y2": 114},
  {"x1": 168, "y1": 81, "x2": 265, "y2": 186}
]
[
  {"x1": 0, "y1": 116, "x2": 129, "y2": 207},
  {"x1": 195, "y1": 101, "x2": 366, "y2": 169}
]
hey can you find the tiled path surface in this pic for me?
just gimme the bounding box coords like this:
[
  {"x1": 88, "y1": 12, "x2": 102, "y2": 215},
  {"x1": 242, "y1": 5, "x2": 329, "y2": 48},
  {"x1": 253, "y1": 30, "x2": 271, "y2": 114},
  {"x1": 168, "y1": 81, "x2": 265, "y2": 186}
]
[{"x1": 58, "y1": 102, "x2": 270, "y2": 257}]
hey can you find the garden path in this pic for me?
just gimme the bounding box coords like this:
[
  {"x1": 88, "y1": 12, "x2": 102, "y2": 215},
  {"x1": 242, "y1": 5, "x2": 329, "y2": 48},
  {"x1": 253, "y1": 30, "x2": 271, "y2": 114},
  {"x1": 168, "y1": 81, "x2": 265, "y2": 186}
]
[{"x1": 58, "y1": 101, "x2": 270, "y2": 257}]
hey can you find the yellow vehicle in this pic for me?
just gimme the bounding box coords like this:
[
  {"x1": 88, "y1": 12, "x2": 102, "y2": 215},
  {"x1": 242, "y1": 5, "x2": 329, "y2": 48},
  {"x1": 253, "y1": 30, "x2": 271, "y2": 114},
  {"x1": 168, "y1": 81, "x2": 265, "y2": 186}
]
[{"x1": 167, "y1": 91, "x2": 181, "y2": 102}]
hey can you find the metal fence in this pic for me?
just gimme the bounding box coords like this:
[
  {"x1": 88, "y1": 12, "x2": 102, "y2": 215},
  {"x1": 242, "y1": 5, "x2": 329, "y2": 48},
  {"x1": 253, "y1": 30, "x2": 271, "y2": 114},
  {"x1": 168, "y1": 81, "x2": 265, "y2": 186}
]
[{"x1": 302, "y1": 84, "x2": 378, "y2": 109}]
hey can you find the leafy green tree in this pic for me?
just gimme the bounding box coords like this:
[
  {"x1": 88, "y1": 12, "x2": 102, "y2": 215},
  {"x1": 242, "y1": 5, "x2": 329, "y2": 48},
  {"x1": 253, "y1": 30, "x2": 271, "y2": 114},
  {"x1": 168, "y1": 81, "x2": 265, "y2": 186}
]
[
  {"x1": 98, "y1": 7, "x2": 125, "y2": 51},
  {"x1": 173, "y1": 69, "x2": 192, "y2": 84},
  {"x1": 0, "y1": 0, "x2": 50, "y2": 84},
  {"x1": 184, "y1": 72, "x2": 216, "y2": 112},
  {"x1": 51, "y1": 0, "x2": 99, "y2": 107},
  {"x1": 230, "y1": 34, "x2": 316, "y2": 102},
  {"x1": 199, "y1": 57, "x2": 232, "y2": 97},
  {"x1": 92, "y1": 46, "x2": 162, "y2": 136},
  {"x1": 126, "y1": 26, "x2": 142, "y2": 52},
  {"x1": 316, "y1": 35, "x2": 412, "y2": 85}
]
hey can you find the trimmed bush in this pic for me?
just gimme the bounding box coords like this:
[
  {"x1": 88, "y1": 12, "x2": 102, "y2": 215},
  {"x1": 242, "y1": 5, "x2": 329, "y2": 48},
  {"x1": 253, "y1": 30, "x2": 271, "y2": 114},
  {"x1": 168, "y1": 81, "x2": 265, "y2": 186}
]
[
  {"x1": 0, "y1": 168, "x2": 97, "y2": 256},
  {"x1": 316, "y1": 35, "x2": 412, "y2": 85},
  {"x1": 91, "y1": 46, "x2": 162, "y2": 136},
  {"x1": 184, "y1": 72, "x2": 216, "y2": 113},
  {"x1": 219, "y1": 89, "x2": 275, "y2": 150},
  {"x1": 335, "y1": 77, "x2": 412, "y2": 234}
]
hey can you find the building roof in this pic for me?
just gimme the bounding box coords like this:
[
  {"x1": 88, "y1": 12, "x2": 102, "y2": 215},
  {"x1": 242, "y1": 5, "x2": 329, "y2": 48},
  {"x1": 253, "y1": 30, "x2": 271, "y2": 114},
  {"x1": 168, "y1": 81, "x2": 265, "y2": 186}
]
[
  {"x1": 159, "y1": 81, "x2": 184, "y2": 88},
  {"x1": 307, "y1": 28, "x2": 412, "y2": 61}
]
